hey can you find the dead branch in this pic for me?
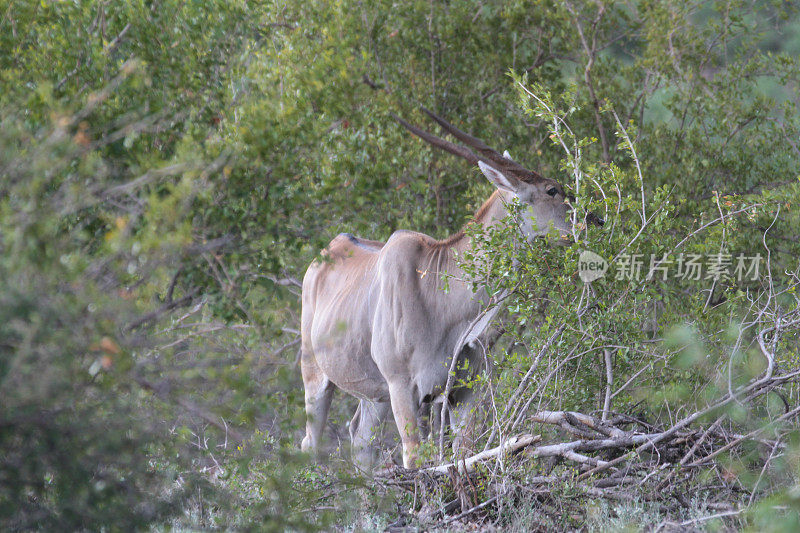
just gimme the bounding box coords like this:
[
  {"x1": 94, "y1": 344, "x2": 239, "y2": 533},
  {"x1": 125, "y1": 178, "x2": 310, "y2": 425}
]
[
  {"x1": 687, "y1": 404, "x2": 800, "y2": 467},
  {"x1": 440, "y1": 495, "x2": 499, "y2": 525},
  {"x1": 124, "y1": 290, "x2": 198, "y2": 332},
  {"x1": 375, "y1": 397, "x2": 792, "y2": 528},
  {"x1": 425, "y1": 434, "x2": 540, "y2": 475},
  {"x1": 134, "y1": 376, "x2": 245, "y2": 443},
  {"x1": 602, "y1": 348, "x2": 613, "y2": 421},
  {"x1": 530, "y1": 410, "x2": 628, "y2": 438}
]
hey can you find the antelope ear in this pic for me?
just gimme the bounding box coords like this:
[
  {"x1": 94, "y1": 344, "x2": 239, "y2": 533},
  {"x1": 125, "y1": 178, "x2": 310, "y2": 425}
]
[
  {"x1": 478, "y1": 160, "x2": 517, "y2": 193},
  {"x1": 503, "y1": 150, "x2": 513, "y2": 160}
]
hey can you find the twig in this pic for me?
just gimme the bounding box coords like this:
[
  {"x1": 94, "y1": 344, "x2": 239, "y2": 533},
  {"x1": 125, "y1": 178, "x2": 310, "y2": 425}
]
[
  {"x1": 124, "y1": 290, "x2": 198, "y2": 332},
  {"x1": 687, "y1": 404, "x2": 800, "y2": 467},
  {"x1": 566, "y1": 1, "x2": 610, "y2": 162},
  {"x1": 441, "y1": 495, "x2": 498, "y2": 525},
  {"x1": 134, "y1": 377, "x2": 245, "y2": 442},
  {"x1": 104, "y1": 22, "x2": 131, "y2": 54},
  {"x1": 425, "y1": 434, "x2": 540, "y2": 475},
  {"x1": 602, "y1": 348, "x2": 613, "y2": 422},
  {"x1": 680, "y1": 508, "x2": 742, "y2": 526},
  {"x1": 656, "y1": 417, "x2": 724, "y2": 490}
]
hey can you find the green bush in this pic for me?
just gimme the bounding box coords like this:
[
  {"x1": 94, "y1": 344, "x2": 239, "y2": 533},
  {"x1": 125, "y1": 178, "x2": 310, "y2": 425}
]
[{"x1": 3, "y1": 0, "x2": 800, "y2": 530}]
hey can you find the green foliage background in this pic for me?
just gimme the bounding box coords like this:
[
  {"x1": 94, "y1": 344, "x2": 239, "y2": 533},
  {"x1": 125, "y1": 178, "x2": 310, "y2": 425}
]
[{"x1": 2, "y1": 0, "x2": 800, "y2": 530}]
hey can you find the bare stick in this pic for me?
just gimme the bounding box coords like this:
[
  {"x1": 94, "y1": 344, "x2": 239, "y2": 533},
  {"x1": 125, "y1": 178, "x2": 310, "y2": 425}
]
[
  {"x1": 426, "y1": 434, "x2": 540, "y2": 475},
  {"x1": 687, "y1": 404, "x2": 800, "y2": 467},
  {"x1": 441, "y1": 495, "x2": 499, "y2": 525},
  {"x1": 602, "y1": 348, "x2": 613, "y2": 422},
  {"x1": 135, "y1": 377, "x2": 245, "y2": 442}
]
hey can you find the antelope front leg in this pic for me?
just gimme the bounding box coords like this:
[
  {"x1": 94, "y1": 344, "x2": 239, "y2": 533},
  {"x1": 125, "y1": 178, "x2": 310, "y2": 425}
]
[
  {"x1": 387, "y1": 380, "x2": 420, "y2": 468},
  {"x1": 450, "y1": 386, "x2": 477, "y2": 458},
  {"x1": 349, "y1": 399, "x2": 392, "y2": 469}
]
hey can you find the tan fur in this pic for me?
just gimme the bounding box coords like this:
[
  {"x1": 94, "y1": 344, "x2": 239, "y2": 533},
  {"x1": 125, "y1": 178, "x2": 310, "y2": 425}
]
[{"x1": 300, "y1": 176, "x2": 571, "y2": 468}]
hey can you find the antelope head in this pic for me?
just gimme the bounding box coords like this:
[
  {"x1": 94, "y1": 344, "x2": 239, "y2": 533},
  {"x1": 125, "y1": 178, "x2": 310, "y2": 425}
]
[{"x1": 392, "y1": 107, "x2": 602, "y2": 244}]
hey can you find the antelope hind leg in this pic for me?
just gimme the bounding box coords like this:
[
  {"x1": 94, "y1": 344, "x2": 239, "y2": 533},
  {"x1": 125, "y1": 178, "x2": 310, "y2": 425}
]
[{"x1": 300, "y1": 350, "x2": 336, "y2": 455}]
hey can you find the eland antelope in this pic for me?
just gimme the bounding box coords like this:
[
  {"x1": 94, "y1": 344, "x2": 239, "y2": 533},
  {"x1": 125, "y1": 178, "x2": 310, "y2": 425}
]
[{"x1": 300, "y1": 108, "x2": 600, "y2": 468}]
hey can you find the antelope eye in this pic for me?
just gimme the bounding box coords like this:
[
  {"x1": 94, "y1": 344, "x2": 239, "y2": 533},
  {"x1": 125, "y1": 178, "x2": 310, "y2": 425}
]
[{"x1": 546, "y1": 187, "x2": 559, "y2": 197}]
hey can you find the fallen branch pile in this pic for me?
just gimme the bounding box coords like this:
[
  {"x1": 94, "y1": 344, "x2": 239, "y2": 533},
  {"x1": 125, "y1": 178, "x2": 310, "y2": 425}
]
[
  {"x1": 376, "y1": 406, "x2": 793, "y2": 528},
  {"x1": 371, "y1": 305, "x2": 800, "y2": 528}
]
